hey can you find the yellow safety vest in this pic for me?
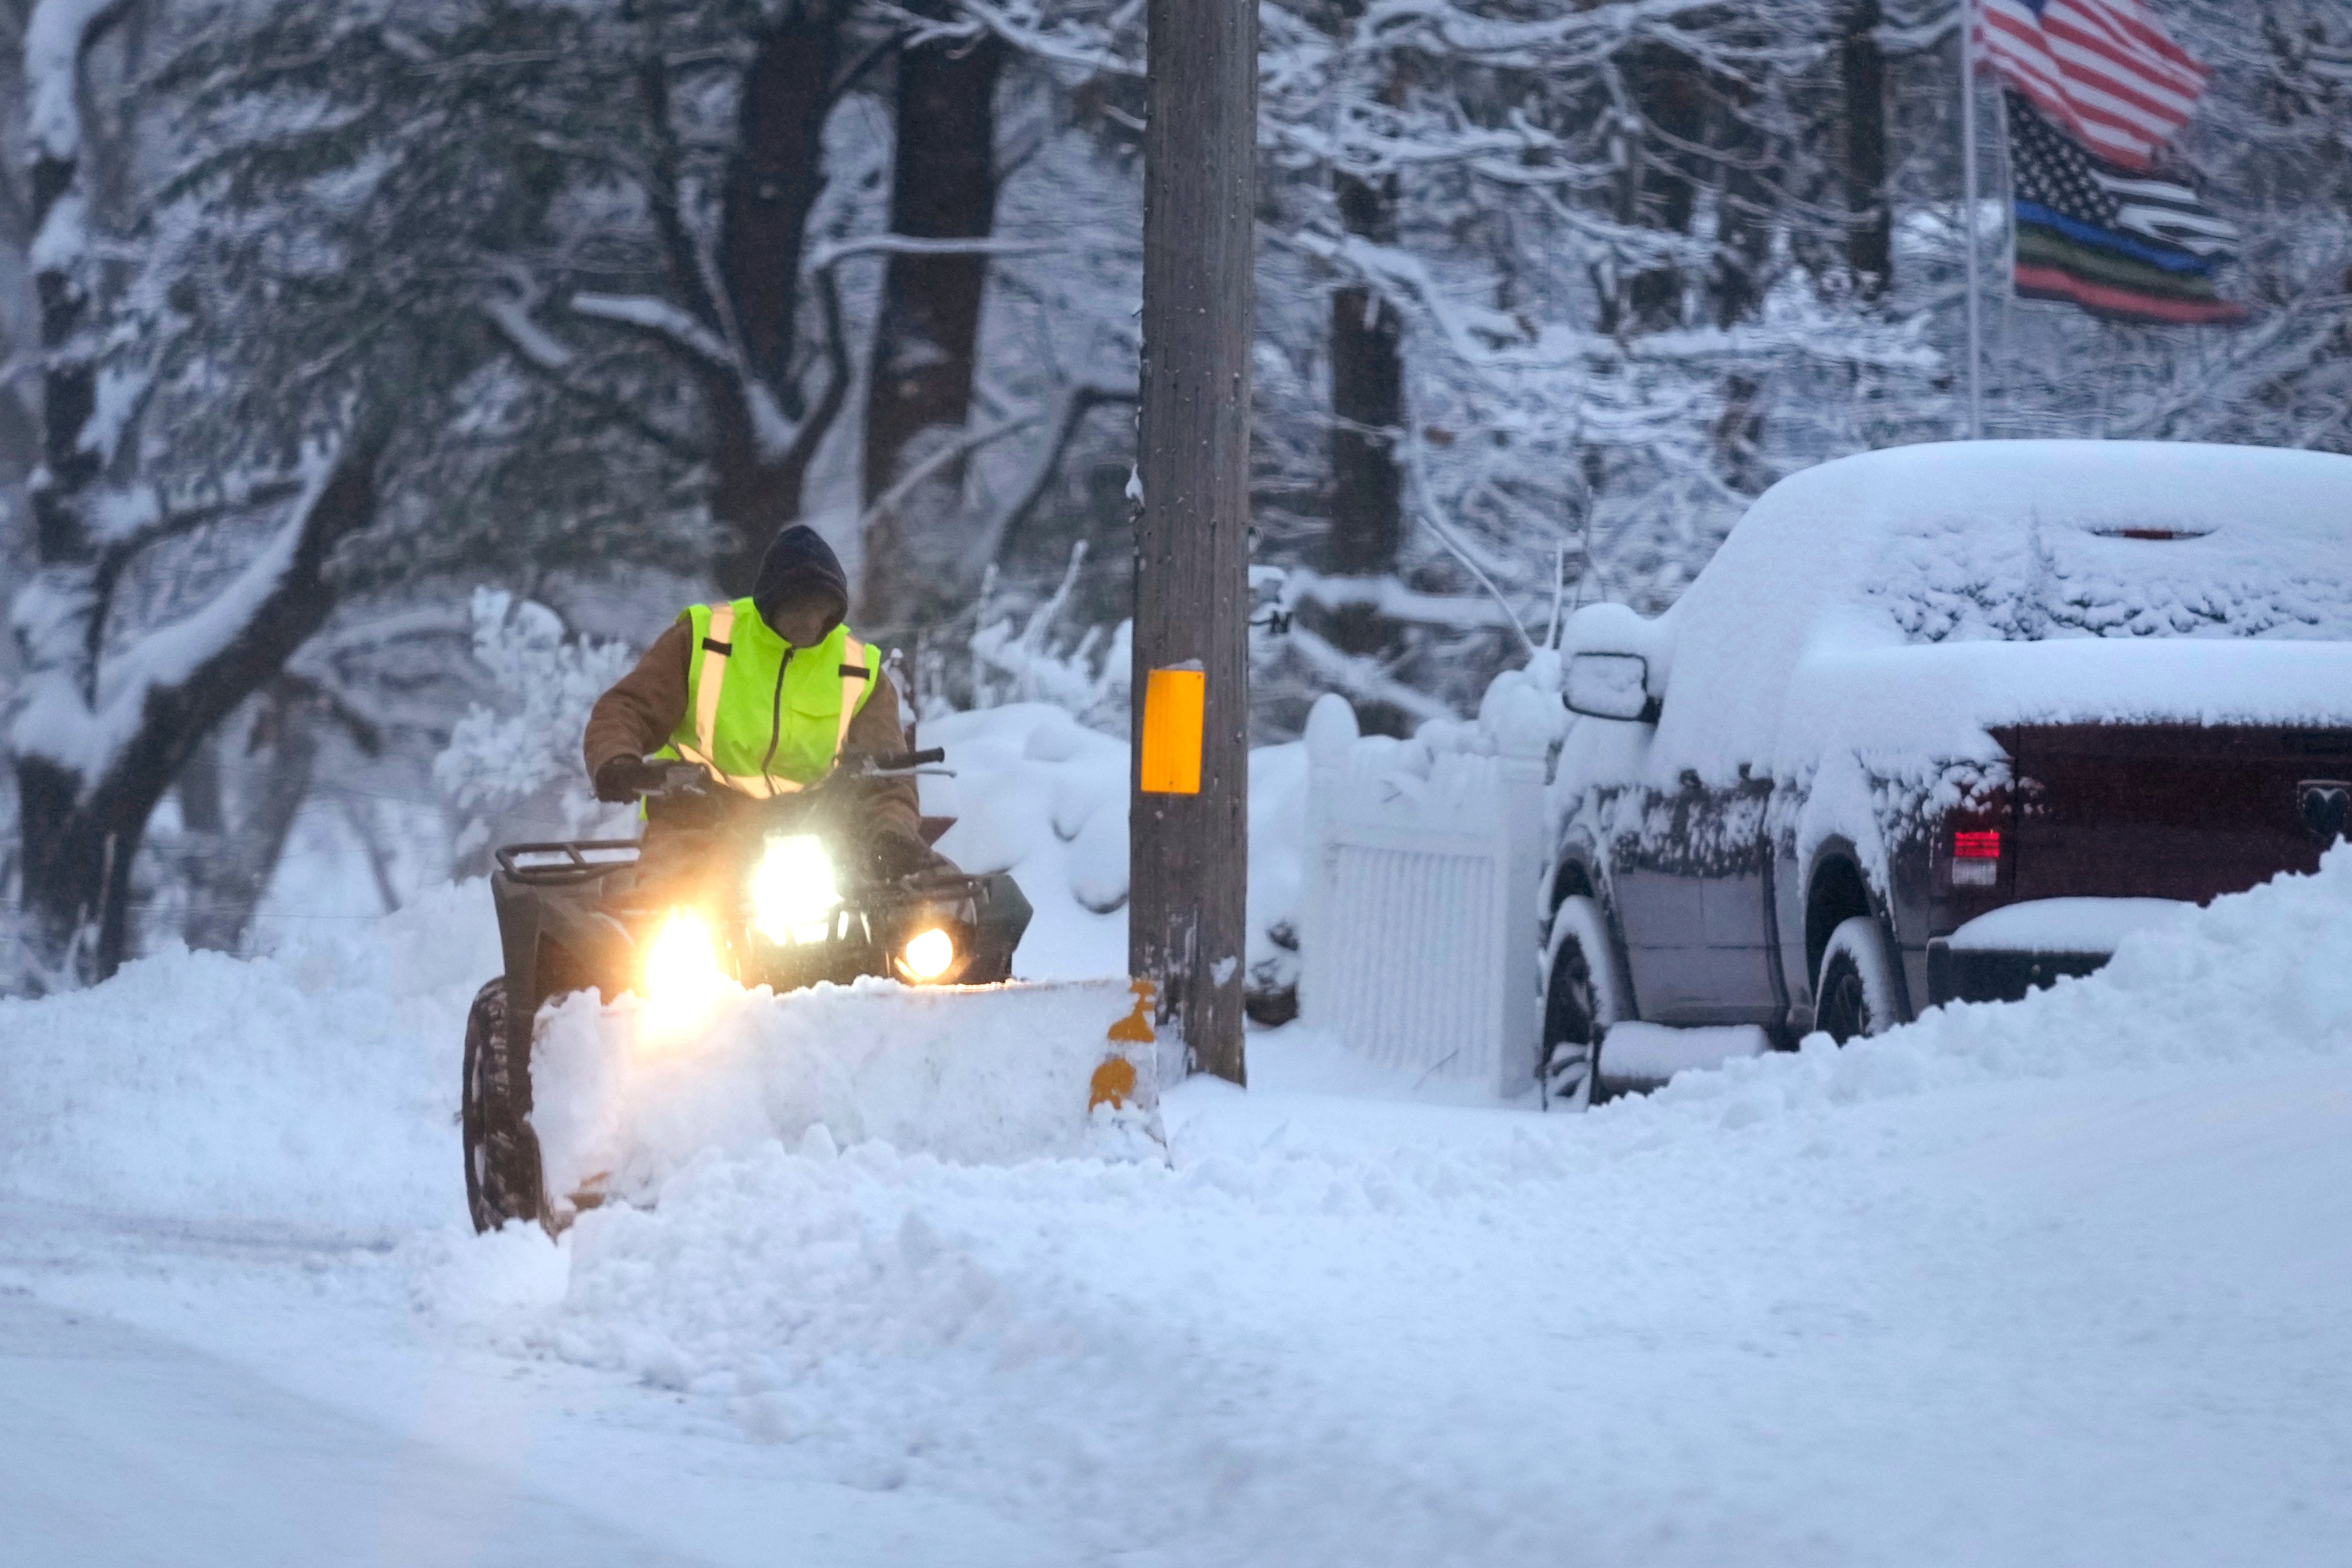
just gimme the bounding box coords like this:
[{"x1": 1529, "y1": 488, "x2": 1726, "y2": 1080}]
[{"x1": 654, "y1": 600, "x2": 876, "y2": 797}]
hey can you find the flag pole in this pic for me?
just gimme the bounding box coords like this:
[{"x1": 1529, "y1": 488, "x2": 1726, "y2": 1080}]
[{"x1": 1960, "y1": 0, "x2": 1984, "y2": 439}]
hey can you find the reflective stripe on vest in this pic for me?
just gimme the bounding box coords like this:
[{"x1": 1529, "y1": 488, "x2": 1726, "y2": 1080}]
[
  {"x1": 835, "y1": 636, "x2": 869, "y2": 758},
  {"x1": 667, "y1": 606, "x2": 875, "y2": 799}
]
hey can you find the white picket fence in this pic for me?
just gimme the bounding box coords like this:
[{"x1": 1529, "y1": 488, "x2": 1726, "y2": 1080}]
[{"x1": 1296, "y1": 681, "x2": 1557, "y2": 1098}]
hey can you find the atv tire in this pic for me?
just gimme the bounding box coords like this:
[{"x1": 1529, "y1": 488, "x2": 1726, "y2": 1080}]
[{"x1": 461, "y1": 977, "x2": 548, "y2": 1234}]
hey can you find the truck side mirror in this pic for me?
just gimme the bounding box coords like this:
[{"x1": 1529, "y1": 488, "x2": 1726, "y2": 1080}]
[{"x1": 1564, "y1": 652, "x2": 1660, "y2": 724}]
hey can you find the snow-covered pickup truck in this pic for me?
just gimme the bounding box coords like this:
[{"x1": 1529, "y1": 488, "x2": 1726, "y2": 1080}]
[{"x1": 1541, "y1": 440, "x2": 2352, "y2": 1101}]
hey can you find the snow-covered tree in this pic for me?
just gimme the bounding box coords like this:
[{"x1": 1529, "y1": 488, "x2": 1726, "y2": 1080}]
[
  {"x1": 6, "y1": 0, "x2": 2345, "y2": 985},
  {"x1": 6, "y1": 0, "x2": 401, "y2": 987}
]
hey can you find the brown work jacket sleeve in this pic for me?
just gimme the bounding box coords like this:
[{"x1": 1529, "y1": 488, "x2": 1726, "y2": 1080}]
[
  {"x1": 582, "y1": 617, "x2": 692, "y2": 781},
  {"x1": 580, "y1": 617, "x2": 920, "y2": 841},
  {"x1": 846, "y1": 673, "x2": 922, "y2": 840}
]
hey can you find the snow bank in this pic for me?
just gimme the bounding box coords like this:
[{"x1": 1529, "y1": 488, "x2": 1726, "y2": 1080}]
[
  {"x1": 531, "y1": 978, "x2": 1169, "y2": 1212},
  {"x1": 1642, "y1": 840, "x2": 2352, "y2": 1124},
  {"x1": 464, "y1": 848, "x2": 2352, "y2": 1565},
  {"x1": 4, "y1": 734, "x2": 2349, "y2": 1567},
  {"x1": 0, "y1": 881, "x2": 496, "y2": 1229},
  {"x1": 1947, "y1": 896, "x2": 2189, "y2": 952}
]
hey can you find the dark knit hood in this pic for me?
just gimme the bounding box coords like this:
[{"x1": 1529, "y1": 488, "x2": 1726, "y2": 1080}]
[{"x1": 751, "y1": 525, "x2": 850, "y2": 641}]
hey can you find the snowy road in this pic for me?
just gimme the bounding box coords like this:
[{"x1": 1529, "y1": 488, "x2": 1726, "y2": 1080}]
[
  {"x1": 0, "y1": 1284, "x2": 712, "y2": 1568},
  {"x1": 4, "y1": 852, "x2": 2350, "y2": 1566},
  {"x1": 0, "y1": 1206, "x2": 1065, "y2": 1568}
]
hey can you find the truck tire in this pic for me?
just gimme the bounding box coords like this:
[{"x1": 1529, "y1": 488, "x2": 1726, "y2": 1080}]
[
  {"x1": 460, "y1": 978, "x2": 547, "y2": 1234},
  {"x1": 1816, "y1": 915, "x2": 1902, "y2": 1045},
  {"x1": 1539, "y1": 895, "x2": 1626, "y2": 1110}
]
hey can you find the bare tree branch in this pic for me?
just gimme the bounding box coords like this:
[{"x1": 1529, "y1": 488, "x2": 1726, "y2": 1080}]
[{"x1": 978, "y1": 381, "x2": 1136, "y2": 566}]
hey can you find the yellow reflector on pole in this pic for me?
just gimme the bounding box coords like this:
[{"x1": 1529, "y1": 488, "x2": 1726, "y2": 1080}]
[{"x1": 1139, "y1": 666, "x2": 1205, "y2": 794}]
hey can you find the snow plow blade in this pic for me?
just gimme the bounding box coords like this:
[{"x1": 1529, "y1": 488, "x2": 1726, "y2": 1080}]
[{"x1": 526, "y1": 977, "x2": 1175, "y2": 1227}]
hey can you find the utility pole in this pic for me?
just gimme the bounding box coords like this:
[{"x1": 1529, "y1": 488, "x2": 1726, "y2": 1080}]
[{"x1": 1132, "y1": 0, "x2": 1256, "y2": 1085}]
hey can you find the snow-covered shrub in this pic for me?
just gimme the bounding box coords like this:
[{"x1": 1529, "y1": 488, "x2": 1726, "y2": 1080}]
[{"x1": 434, "y1": 589, "x2": 637, "y2": 866}]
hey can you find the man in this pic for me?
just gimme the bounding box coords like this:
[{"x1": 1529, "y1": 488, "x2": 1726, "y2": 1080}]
[{"x1": 583, "y1": 525, "x2": 942, "y2": 879}]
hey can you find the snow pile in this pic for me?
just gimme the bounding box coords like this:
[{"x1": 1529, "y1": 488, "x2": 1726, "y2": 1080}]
[
  {"x1": 0, "y1": 880, "x2": 496, "y2": 1229},
  {"x1": 1, "y1": 729, "x2": 2347, "y2": 1565},
  {"x1": 1946, "y1": 895, "x2": 2189, "y2": 952},
  {"x1": 479, "y1": 846, "x2": 2352, "y2": 1565},
  {"x1": 530, "y1": 978, "x2": 1167, "y2": 1211},
  {"x1": 1646, "y1": 840, "x2": 2352, "y2": 1124}
]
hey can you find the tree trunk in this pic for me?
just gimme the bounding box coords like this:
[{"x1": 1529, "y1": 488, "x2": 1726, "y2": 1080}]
[
  {"x1": 1326, "y1": 174, "x2": 1403, "y2": 576},
  {"x1": 718, "y1": 3, "x2": 838, "y2": 399},
  {"x1": 1843, "y1": 0, "x2": 1891, "y2": 300},
  {"x1": 1315, "y1": 169, "x2": 1409, "y2": 734},
  {"x1": 180, "y1": 684, "x2": 320, "y2": 955},
  {"x1": 7, "y1": 0, "x2": 387, "y2": 987},
  {"x1": 857, "y1": 9, "x2": 1004, "y2": 632},
  {"x1": 1603, "y1": 44, "x2": 1704, "y2": 334},
  {"x1": 711, "y1": 1, "x2": 842, "y2": 594}
]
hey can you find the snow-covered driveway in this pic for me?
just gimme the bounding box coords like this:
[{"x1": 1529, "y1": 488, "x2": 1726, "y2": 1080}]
[{"x1": 4, "y1": 852, "x2": 2349, "y2": 1566}]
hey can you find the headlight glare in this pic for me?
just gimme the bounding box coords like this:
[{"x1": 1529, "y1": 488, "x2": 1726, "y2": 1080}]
[
  {"x1": 901, "y1": 927, "x2": 956, "y2": 983},
  {"x1": 753, "y1": 834, "x2": 839, "y2": 944},
  {"x1": 640, "y1": 909, "x2": 726, "y2": 1039}
]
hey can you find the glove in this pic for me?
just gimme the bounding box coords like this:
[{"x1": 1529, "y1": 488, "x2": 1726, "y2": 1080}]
[
  {"x1": 868, "y1": 825, "x2": 953, "y2": 882},
  {"x1": 592, "y1": 754, "x2": 663, "y2": 804}
]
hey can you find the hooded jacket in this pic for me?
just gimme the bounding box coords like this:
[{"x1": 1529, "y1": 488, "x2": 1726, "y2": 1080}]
[{"x1": 582, "y1": 528, "x2": 919, "y2": 839}]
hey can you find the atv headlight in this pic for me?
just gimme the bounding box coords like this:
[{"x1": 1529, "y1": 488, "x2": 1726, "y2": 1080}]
[
  {"x1": 753, "y1": 833, "x2": 839, "y2": 945},
  {"x1": 642, "y1": 909, "x2": 725, "y2": 1032},
  {"x1": 900, "y1": 926, "x2": 956, "y2": 984}
]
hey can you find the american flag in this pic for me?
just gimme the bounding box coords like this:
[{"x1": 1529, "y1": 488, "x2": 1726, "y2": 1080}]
[
  {"x1": 1975, "y1": 0, "x2": 2208, "y2": 171},
  {"x1": 2005, "y1": 90, "x2": 2244, "y2": 325}
]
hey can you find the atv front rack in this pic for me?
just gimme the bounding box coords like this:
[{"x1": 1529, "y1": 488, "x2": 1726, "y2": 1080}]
[{"x1": 495, "y1": 840, "x2": 642, "y2": 885}]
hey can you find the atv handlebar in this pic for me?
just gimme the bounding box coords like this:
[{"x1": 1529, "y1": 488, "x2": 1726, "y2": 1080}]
[
  {"x1": 631, "y1": 747, "x2": 950, "y2": 803},
  {"x1": 638, "y1": 760, "x2": 717, "y2": 800},
  {"x1": 867, "y1": 747, "x2": 946, "y2": 772}
]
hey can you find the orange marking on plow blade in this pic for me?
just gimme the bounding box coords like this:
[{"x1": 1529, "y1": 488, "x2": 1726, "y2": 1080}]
[
  {"x1": 1092, "y1": 979, "x2": 1156, "y2": 1111},
  {"x1": 1089, "y1": 1056, "x2": 1138, "y2": 1112},
  {"x1": 1107, "y1": 978, "x2": 1156, "y2": 1043}
]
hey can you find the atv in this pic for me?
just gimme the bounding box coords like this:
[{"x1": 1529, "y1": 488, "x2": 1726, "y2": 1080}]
[{"x1": 460, "y1": 748, "x2": 1032, "y2": 1233}]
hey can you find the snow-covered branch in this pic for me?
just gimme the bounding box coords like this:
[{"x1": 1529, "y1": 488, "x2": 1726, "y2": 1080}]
[
  {"x1": 1285, "y1": 624, "x2": 1457, "y2": 725},
  {"x1": 12, "y1": 441, "x2": 381, "y2": 782},
  {"x1": 24, "y1": 0, "x2": 133, "y2": 161},
  {"x1": 803, "y1": 233, "x2": 1060, "y2": 272},
  {"x1": 568, "y1": 292, "x2": 739, "y2": 376},
  {"x1": 857, "y1": 412, "x2": 1042, "y2": 539},
  {"x1": 937, "y1": 0, "x2": 1144, "y2": 78},
  {"x1": 1281, "y1": 568, "x2": 1526, "y2": 633},
  {"x1": 484, "y1": 297, "x2": 703, "y2": 459}
]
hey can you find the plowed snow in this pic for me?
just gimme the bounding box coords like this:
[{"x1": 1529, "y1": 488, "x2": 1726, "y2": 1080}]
[{"x1": 4, "y1": 842, "x2": 2350, "y2": 1566}]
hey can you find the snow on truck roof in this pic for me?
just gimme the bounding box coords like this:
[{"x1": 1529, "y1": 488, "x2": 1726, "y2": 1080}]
[
  {"x1": 1582, "y1": 442, "x2": 2352, "y2": 787},
  {"x1": 1717, "y1": 440, "x2": 2352, "y2": 645}
]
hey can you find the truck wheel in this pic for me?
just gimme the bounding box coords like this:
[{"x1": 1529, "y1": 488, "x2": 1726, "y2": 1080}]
[
  {"x1": 1539, "y1": 895, "x2": 1624, "y2": 1110},
  {"x1": 461, "y1": 978, "x2": 547, "y2": 1234},
  {"x1": 1816, "y1": 916, "x2": 1902, "y2": 1045}
]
